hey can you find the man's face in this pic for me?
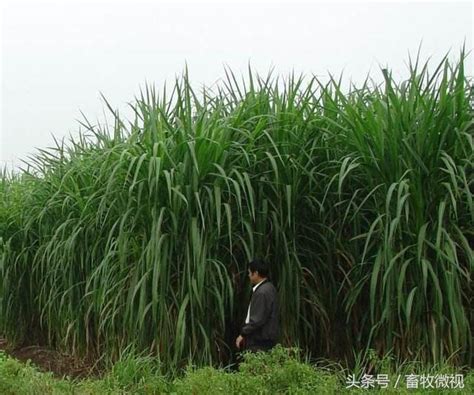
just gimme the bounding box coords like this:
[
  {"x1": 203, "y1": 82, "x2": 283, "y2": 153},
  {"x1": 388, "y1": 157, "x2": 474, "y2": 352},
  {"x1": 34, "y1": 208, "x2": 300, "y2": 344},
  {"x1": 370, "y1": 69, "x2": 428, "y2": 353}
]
[{"x1": 248, "y1": 269, "x2": 260, "y2": 285}]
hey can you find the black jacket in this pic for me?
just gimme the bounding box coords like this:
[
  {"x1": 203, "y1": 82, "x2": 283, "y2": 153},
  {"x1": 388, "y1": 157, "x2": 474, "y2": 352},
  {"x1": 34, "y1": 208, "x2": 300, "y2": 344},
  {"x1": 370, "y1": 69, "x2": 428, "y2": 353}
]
[{"x1": 240, "y1": 279, "x2": 280, "y2": 346}]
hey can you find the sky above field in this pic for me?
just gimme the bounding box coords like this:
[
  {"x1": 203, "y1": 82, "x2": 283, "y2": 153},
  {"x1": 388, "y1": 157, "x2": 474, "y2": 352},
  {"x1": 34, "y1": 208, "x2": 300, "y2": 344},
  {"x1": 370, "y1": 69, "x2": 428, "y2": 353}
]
[{"x1": 1, "y1": 0, "x2": 472, "y2": 170}]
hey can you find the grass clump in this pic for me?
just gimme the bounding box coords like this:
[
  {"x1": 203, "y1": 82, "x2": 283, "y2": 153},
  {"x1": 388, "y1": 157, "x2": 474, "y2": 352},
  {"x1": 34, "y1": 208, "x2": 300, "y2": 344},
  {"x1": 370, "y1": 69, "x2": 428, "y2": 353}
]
[
  {"x1": 174, "y1": 346, "x2": 340, "y2": 394},
  {"x1": 0, "y1": 351, "x2": 73, "y2": 394}
]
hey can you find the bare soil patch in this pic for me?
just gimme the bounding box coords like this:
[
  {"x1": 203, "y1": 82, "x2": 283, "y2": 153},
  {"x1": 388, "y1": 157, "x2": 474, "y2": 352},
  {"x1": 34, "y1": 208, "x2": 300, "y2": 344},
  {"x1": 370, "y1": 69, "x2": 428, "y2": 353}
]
[{"x1": 0, "y1": 336, "x2": 100, "y2": 378}]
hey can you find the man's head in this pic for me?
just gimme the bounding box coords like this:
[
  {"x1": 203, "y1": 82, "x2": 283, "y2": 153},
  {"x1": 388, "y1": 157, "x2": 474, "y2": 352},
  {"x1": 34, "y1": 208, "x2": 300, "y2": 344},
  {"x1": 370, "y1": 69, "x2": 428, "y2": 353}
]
[{"x1": 247, "y1": 258, "x2": 269, "y2": 285}]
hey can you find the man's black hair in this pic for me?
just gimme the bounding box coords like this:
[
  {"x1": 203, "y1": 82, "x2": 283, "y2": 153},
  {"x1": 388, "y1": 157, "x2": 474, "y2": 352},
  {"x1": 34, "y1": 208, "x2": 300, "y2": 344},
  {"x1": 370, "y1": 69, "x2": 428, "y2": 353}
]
[{"x1": 248, "y1": 258, "x2": 269, "y2": 277}]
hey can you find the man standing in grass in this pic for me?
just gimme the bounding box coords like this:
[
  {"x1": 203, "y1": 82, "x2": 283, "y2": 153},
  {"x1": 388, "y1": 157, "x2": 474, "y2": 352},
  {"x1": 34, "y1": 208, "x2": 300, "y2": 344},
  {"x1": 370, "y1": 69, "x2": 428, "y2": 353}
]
[{"x1": 235, "y1": 258, "x2": 280, "y2": 352}]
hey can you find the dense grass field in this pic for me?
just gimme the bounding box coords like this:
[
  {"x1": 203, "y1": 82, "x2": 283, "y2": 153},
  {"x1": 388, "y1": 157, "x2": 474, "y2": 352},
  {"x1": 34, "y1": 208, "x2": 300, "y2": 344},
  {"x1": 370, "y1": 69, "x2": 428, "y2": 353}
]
[
  {"x1": 0, "y1": 49, "x2": 472, "y2": 385},
  {"x1": 1, "y1": 347, "x2": 473, "y2": 394}
]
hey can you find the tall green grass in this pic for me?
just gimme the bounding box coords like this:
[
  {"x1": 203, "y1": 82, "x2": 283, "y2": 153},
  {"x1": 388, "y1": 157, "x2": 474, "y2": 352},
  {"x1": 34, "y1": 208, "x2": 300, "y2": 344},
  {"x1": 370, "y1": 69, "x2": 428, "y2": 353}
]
[{"x1": 0, "y1": 50, "x2": 472, "y2": 373}]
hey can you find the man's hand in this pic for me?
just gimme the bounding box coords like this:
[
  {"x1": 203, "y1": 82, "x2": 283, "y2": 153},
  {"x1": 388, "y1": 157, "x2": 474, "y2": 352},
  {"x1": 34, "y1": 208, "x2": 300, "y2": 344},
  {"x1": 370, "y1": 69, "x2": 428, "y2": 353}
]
[{"x1": 235, "y1": 335, "x2": 244, "y2": 349}]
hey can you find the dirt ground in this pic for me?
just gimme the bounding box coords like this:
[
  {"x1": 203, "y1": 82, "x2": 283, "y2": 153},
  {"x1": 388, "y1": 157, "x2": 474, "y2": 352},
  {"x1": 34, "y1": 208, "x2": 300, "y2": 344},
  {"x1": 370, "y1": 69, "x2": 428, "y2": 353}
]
[{"x1": 0, "y1": 336, "x2": 100, "y2": 378}]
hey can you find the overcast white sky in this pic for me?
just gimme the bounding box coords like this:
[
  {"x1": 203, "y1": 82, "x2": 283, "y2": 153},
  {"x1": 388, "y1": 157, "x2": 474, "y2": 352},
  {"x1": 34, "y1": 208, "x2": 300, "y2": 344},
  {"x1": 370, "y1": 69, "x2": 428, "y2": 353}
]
[{"x1": 1, "y1": 0, "x2": 472, "y2": 170}]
